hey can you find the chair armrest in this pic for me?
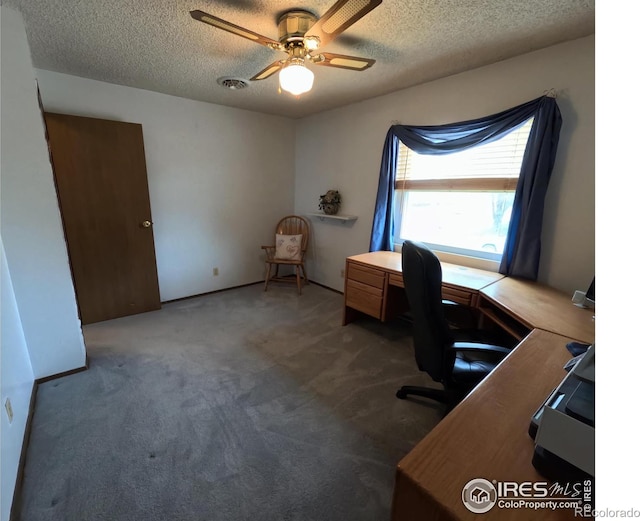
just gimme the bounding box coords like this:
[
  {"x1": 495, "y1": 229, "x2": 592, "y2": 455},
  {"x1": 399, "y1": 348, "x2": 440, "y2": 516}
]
[
  {"x1": 262, "y1": 245, "x2": 276, "y2": 261},
  {"x1": 451, "y1": 342, "x2": 512, "y2": 355},
  {"x1": 442, "y1": 300, "x2": 477, "y2": 329}
]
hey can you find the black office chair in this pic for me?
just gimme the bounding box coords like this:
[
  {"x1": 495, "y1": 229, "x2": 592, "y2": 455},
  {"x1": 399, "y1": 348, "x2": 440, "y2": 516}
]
[{"x1": 397, "y1": 240, "x2": 514, "y2": 409}]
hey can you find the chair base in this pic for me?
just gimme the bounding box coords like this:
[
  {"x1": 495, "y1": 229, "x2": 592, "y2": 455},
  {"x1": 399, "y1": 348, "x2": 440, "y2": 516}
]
[
  {"x1": 396, "y1": 385, "x2": 450, "y2": 403},
  {"x1": 396, "y1": 385, "x2": 464, "y2": 413}
]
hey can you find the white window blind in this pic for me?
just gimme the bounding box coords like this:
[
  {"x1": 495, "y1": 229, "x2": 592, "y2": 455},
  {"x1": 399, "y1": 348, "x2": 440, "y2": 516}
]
[{"x1": 395, "y1": 118, "x2": 534, "y2": 191}]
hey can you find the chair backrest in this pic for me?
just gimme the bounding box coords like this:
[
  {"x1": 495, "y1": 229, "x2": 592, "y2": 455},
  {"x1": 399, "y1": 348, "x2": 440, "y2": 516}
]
[
  {"x1": 401, "y1": 240, "x2": 455, "y2": 383},
  {"x1": 275, "y1": 215, "x2": 310, "y2": 254}
]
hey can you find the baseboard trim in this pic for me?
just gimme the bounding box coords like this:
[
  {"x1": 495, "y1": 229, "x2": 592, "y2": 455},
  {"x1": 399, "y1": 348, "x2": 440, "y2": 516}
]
[
  {"x1": 162, "y1": 281, "x2": 263, "y2": 304},
  {"x1": 309, "y1": 280, "x2": 344, "y2": 295},
  {"x1": 162, "y1": 280, "x2": 345, "y2": 304},
  {"x1": 35, "y1": 360, "x2": 89, "y2": 385},
  {"x1": 9, "y1": 381, "x2": 38, "y2": 521}
]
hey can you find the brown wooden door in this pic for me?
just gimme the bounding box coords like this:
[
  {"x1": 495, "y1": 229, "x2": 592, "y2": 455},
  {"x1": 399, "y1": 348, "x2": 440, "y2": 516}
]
[{"x1": 44, "y1": 113, "x2": 161, "y2": 324}]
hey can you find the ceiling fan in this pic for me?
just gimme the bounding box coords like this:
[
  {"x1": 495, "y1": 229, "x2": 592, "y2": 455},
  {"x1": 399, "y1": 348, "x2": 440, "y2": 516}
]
[{"x1": 190, "y1": 0, "x2": 382, "y2": 96}]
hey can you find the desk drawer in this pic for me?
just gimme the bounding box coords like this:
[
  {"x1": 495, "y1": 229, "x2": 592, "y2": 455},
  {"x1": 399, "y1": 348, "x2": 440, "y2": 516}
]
[
  {"x1": 347, "y1": 279, "x2": 383, "y2": 297},
  {"x1": 348, "y1": 264, "x2": 385, "y2": 289},
  {"x1": 389, "y1": 273, "x2": 404, "y2": 288},
  {"x1": 346, "y1": 280, "x2": 383, "y2": 318},
  {"x1": 442, "y1": 285, "x2": 474, "y2": 307}
]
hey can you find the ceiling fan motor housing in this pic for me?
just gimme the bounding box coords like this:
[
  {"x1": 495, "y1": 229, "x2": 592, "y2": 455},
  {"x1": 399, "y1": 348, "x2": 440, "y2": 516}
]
[{"x1": 278, "y1": 11, "x2": 317, "y2": 44}]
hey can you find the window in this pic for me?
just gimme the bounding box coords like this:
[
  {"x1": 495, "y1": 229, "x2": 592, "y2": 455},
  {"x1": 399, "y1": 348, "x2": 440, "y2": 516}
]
[{"x1": 393, "y1": 118, "x2": 534, "y2": 261}]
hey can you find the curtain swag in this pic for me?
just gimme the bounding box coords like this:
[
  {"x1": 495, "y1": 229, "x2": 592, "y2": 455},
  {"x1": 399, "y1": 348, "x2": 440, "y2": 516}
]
[{"x1": 369, "y1": 95, "x2": 562, "y2": 280}]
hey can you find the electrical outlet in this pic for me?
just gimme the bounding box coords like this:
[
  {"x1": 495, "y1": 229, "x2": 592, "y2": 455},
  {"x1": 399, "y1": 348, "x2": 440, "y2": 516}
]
[
  {"x1": 4, "y1": 398, "x2": 13, "y2": 424},
  {"x1": 213, "y1": 267, "x2": 219, "y2": 276},
  {"x1": 340, "y1": 269, "x2": 345, "y2": 278}
]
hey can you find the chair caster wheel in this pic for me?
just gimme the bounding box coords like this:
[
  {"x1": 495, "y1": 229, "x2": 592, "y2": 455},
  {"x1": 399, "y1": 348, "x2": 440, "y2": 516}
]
[{"x1": 396, "y1": 389, "x2": 407, "y2": 399}]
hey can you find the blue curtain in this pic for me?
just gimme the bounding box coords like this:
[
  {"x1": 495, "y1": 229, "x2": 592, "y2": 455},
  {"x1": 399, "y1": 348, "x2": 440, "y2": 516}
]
[{"x1": 369, "y1": 95, "x2": 562, "y2": 280}]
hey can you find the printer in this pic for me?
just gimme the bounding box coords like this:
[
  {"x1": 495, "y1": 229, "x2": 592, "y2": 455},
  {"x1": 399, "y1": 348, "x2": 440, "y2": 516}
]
[{"x1": 529, "y1": 344, "x2": 595, "y2": 482}]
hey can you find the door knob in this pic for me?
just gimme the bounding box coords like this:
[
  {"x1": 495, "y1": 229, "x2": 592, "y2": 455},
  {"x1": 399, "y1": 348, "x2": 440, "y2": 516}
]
[{"x1": 141, "y1": 220, "x2": 152, "y2": 228}]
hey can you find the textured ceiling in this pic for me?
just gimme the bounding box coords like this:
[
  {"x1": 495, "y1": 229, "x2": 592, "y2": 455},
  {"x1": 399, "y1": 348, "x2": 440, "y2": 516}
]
[{"x1": 3, "y1": 0, "x2": 595, "y2": 119}]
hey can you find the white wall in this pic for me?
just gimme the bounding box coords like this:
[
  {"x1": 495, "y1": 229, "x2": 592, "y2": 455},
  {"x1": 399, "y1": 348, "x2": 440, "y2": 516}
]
[
  {"x1": 295, "y1": 36, "x2": 595, "y2": 295},
  {"x1": 1, "y1": 8, "x2": 74, "y2": 515},
  {"x1": 0, "y1": 240, "x2": 35, "y2": 521},
  {"x1": 31, "y1": 36, "x2": 596, "y2": 301},
  {"x1": 35, "y1": 70, "x2": 296, "y2": 302},
  {"x1": 0, "y1": 6, "x2": 86, "y2": 379}
]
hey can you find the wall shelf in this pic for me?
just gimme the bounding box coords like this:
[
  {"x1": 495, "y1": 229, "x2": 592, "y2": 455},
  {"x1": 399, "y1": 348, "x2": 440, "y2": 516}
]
[{"x1": 307, "y1": 212, "x2": 358, "y2": 224}]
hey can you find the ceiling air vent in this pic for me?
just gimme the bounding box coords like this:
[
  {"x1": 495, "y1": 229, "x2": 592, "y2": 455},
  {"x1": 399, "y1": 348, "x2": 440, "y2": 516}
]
[{"x1": 217, "y1": 77, "x2": 249, "y2": 90}]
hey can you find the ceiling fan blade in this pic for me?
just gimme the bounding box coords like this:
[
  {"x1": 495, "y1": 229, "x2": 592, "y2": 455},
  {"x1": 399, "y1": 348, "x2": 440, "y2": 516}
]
[
  {"x1": 313, "y1": 53, "x2": 375, "y2": 71},
  {"x1": 304, "y1": 0, "x2": 382, "y2": 47},
  {"x1": 250, "y1": 60, "x2": 284, "y2": 81},
  {"x1": 190, "y1": 10, "x2": 282, "y2": 50}
]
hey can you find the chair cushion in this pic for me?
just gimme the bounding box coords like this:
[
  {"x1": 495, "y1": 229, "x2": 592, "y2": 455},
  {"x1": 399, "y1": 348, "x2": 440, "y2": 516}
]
[
  {"x1": 451, "y1": 355, "x2": 499, "y2": 385},
  {"x1": 275, "y1": 234, "x2": 302, "y2": 260}
]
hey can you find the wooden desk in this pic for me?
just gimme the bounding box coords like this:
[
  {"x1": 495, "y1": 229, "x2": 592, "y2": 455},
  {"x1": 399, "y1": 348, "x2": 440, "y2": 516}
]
[
  {"x1": 343, "y1": 252, "x2": 597, "y2": 520},
  {"x1": 343, "y1": 251, "x2": 504, "y2": 325},
  {"x1": 391, "y1": 329, "x2": 588, "y2": 521},
  {"x1": 479, "y1": 277, "x2": 595, "y2": 344},
  {"x1": 343, "y1": 251, "x2": 595, "y2": 346}
]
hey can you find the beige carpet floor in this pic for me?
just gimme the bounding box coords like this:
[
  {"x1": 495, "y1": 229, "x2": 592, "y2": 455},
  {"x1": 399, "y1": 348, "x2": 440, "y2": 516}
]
[{"x1": 16, "y1": 283, "x2": 444, "y2": 521}]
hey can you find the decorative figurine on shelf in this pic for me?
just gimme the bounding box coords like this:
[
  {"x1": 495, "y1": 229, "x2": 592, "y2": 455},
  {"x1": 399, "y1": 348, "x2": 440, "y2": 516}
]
[{"x1": 318, "y1": 190, "x2": 341, "y2": 215}]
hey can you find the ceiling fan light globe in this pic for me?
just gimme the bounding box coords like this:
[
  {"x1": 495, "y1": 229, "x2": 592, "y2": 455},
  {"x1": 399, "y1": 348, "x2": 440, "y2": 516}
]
[{"x1": 279, "y1": 63, "x2": 314, "y2": 95}]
